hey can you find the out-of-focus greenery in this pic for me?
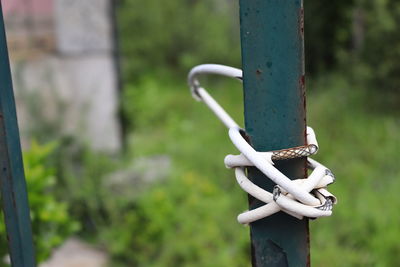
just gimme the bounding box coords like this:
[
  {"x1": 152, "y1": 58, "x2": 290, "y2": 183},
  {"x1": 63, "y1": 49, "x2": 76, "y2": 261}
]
[
  {"x1": 304, "y1": 0, "x2": 354, "y2": 73},
  {"x1": 51, "y1": 140, "x2": 118, "y2": 237},
  {"x1": 0, "y1": 141, "x2": 79, "y2": 264},
  {"x1": 118, "y1": 0, "x2": 240, "y2": 82},
  {"x1": 306, "y1": 0, "x2": 400, "y2": 106},
  {"x1": 308, "y1": 75, "x2": 400, "y2": 266},
  {"x1": 349, "y1": 0, "x2": 400, "y2": 106},
  {"x1": 100, "y1": 171, "x2": 249, "y2": 266}
]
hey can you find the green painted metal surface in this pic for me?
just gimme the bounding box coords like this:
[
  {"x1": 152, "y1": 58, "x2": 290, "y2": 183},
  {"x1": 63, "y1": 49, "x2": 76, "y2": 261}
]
[
  {"x1": 239, "y1": 0, "x2": 309, "y2": 266},
  {"x1": 0, "y1": 3, "x2": 36, "y2": 267}
]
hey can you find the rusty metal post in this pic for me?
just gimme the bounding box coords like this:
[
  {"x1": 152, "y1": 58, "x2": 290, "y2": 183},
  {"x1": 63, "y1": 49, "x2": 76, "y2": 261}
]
[
  {"x1": 0, "y1": 3, "x2": 36, "y2": 267},
  {"x1": 239, "y1": 0, "x2": 309, "y2": 266}
]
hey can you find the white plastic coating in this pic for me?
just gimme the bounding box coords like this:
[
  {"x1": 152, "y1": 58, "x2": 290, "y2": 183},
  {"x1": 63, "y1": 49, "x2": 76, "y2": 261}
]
[
  {"x1": 225, "y1": 152, "x2": 274, "y2": 168},
  {"x1": 228, "y1": 127, "x2": 321, "y2": 206},
  {"x1": 188, "y1": 64, "x2": 242, "y2": 101},
  {"x1": 306, "y1": 126, "x2": 319, "y2": 151},
  {"x1": 187, "y1": 64, "x2": 337, "y2": 224},
  {"x1": 274, "y1": 194, "x2": 332, "y2": 218},
  {"x1": 233, "y1": 160, "x2": 334, "y2": 224}
]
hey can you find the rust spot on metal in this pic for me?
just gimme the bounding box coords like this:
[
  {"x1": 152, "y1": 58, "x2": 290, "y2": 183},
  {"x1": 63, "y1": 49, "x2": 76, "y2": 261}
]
[
  {"x1": 299, "y1": 75, "x2": 306, "y2": 110},
  {"x1": 300, "y1": 75, "x2": 305, "y2": 88},
  {"x1": 299, "y1": 8, "x2": 304, "y2": 37},
  {"x1": 300, "y1": 74, "x2": 308, "y2": 179},
  {"x1": 11, "y1": 192, "x2": 17, "y2": 209}
]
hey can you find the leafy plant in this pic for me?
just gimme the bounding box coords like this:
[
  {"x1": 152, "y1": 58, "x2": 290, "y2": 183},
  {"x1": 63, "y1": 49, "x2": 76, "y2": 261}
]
[
  {"x1": 0, "y1": 141, "x2": 79, "y2": 264},
  {"x1": 99, "y1": 170, "x2": 249, "y2": 267}
]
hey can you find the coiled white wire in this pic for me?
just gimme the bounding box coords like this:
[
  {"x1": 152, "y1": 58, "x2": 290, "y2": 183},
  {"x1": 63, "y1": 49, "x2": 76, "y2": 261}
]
[{"x1": 188, "y1": 64, "x2": 337, "y2": 225}]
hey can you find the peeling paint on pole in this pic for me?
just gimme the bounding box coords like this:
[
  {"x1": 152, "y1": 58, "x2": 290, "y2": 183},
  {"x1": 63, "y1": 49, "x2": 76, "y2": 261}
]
[{"x1": 239, "y1": 0, "x2": 309, "y2": 266}]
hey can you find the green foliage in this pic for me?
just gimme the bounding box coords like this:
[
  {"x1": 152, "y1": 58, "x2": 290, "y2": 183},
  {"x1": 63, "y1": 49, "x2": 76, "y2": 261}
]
[
  {"x1": 100, "y1": 172, "x2": 249, "y2": 267},
  {"x1": 117, "y1": 0, "x2": 240, "y2": 81},
  {"x1": 304, "y1": 0, "x2": 354, "y2": 74},
  {"x1": 0, "y1": 141, "x2": 79, "y2": 264},
  {"x1": 305, "y1": 0, "x2": 400, "y2": 106},
  {"x1": 350, "y1": 0, "x2": 400, "y2": 106},
  {"x1": 51, "y1": 140, "x2": 118, "y2": 237},
  {"x1": 307, "y1": 74, "x2": 400, "y2": 266}
]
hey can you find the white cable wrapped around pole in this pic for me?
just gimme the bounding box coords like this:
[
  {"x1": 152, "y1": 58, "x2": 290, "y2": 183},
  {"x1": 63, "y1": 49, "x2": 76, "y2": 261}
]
[{"x1": 187, "y1": 64, "x2": 337, "y2": 224}]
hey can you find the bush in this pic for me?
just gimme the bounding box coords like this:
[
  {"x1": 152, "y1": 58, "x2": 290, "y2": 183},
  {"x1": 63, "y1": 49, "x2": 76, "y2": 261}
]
[
  {"x1": 99, "y1": 171, "x2": 249, "y2": 267},
  {"x1": 0, "y1": 141, "x2": 79, "y2": 264},
  {"x1": 51, "y1": 139, "x2": 118, "y2": 238}
]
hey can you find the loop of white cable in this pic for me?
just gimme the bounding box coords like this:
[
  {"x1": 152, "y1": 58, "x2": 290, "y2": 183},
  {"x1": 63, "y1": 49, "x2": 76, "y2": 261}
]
[{"x1": 188, "y1": 64, "x2": 337, "y2": 224}]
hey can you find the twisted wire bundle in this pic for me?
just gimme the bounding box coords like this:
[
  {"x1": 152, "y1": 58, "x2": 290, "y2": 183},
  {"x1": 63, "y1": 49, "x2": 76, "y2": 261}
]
[{"x1": 188, "y1": 64, "x2": 337, "y2": 224}]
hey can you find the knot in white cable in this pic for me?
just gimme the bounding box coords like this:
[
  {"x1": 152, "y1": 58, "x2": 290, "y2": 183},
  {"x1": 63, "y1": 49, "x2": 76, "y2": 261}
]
[{"x1": 188, "y1": 64, "x2": 337, "y2": 225}]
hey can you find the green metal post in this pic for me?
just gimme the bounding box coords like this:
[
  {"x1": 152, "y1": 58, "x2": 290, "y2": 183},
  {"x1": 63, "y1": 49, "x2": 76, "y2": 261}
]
[
  {"x1": 239, "y1": 0, "x2": 309, "y2": 266},
  {"x1": 0, "y1": 3, "x2": 36, "y2": 267}
]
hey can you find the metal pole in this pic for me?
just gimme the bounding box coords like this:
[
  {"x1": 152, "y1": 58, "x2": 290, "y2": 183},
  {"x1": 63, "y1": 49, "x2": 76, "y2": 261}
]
[
  {"x1": 0, "y1": 3, "x2": 36, "y2": 267},
  {"x1": 238, "y1": 0, "x2": 309, "y2": 266}
]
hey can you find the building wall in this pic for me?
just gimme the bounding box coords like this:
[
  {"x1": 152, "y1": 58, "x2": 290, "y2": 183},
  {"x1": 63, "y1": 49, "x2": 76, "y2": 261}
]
[{"x1": 3, "y1": 0, "x2": 122, "y2": 152}]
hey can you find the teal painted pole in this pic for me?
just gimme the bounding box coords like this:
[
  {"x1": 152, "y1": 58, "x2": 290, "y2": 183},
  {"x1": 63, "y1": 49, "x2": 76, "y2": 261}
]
[
  {"x1": 239, "y1": 1, "x2": 309, "y2": 266},
  {"x1": 0, "y1": 3, "x2": 36, "y2": 267}
]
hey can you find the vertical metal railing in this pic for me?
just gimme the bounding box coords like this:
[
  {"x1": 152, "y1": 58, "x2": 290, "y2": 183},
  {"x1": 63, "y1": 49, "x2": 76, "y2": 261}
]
[
  {"x1": 239, "y1": 0, "x2": 309, "y2": 266},
  {"x1": 0, "y1": 3, "x2": 36, "y2": 267}
]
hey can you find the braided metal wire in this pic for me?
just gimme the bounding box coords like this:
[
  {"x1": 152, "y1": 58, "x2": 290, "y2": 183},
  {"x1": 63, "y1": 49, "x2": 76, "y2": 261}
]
[{"x1": 271, "y1": 144, "x2": 318, "y2": 160}]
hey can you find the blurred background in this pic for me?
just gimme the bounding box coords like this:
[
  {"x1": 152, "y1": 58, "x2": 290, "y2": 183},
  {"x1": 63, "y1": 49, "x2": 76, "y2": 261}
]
[{"x1": 0, "y1": 0, "x2": 399, "y2": 266}]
